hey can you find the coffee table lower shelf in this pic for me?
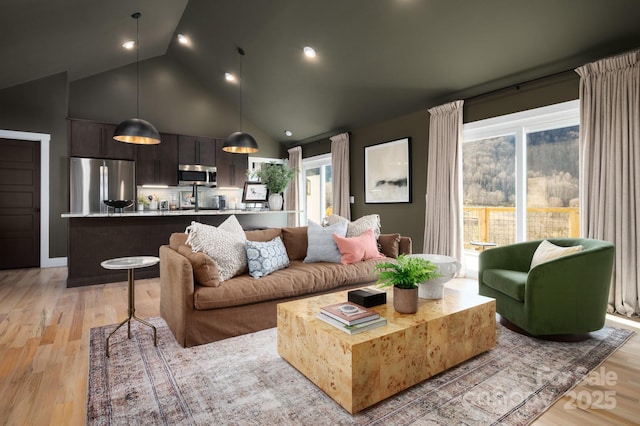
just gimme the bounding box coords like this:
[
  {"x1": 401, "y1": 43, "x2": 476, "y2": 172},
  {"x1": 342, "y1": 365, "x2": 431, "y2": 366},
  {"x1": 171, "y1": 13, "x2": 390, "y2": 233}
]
[{"x1": 277, "y1": 287, "x2": 496, "y2": 414}]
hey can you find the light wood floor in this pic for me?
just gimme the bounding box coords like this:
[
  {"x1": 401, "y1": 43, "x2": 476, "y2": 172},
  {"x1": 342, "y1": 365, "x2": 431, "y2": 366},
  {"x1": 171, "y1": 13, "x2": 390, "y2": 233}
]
[{"x1": 0, "y1": 268, "x2": 638, "y2": 425}]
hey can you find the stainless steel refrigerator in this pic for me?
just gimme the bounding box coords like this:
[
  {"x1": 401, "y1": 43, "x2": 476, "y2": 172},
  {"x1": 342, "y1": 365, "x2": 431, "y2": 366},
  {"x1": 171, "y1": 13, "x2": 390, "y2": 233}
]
[{"x1": 69, "y1": 157, "x2": 136, "y2": 213}]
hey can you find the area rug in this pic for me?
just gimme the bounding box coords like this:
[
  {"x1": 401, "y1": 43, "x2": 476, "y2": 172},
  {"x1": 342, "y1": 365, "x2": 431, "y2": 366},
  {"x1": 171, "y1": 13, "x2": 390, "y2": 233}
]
[{"x1": 87, "y1": 318, "x2": 633, "y2": 425}]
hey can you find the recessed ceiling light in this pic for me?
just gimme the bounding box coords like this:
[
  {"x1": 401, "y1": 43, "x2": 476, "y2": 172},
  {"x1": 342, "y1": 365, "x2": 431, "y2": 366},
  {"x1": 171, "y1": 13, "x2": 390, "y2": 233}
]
[
  {"x1": 225, "y1": 72, "x2": 236, "y2": 82},
  {"x1": 177, "y1": 34, "x2": 189, "y2": 45},
  {"x1": 122, "y1": 40, "x2": 135, "y2": 50},
  {"x1": 285, "y1": 130, "x2": 293, "y2": 137},
  {"x1": 303, "y1": 46, "x2": 316, "y2": 58}
]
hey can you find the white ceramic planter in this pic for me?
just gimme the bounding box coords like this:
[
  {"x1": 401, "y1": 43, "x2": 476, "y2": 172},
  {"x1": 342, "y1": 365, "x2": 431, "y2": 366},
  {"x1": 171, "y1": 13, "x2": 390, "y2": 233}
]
[
  {"x1": 409, "y1": 254, "x2": 461, "y2": 299},
  {"x1": 268, "y1": 193, "x2": 283, "y2": 211}
]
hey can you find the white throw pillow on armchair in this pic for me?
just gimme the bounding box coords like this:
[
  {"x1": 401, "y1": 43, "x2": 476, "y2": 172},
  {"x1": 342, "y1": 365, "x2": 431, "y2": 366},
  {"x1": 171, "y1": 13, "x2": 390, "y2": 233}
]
[{"x1": 530, "y1": 239, "x2": 583, "y2": 269}]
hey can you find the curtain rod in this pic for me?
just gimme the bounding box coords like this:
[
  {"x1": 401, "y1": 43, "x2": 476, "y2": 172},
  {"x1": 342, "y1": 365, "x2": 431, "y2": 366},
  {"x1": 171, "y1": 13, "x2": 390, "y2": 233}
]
[{"x1": 463, "y1": 68, "x2": 577, "y2": 103}]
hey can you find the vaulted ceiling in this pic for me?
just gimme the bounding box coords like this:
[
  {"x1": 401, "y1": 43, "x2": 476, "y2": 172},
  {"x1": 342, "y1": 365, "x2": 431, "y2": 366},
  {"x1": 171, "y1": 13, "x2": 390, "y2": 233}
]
[{"x1": 2, "y1": 0, "x2": 639, "y2": 144}]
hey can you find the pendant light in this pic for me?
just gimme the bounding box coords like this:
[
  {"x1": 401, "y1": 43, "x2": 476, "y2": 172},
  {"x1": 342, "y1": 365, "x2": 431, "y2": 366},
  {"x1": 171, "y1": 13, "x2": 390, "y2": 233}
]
[
  {"x1": 113, "y1": 12, "x2": 161, "y2": 145},
  {"x1": 223, "y1": 47, "x2": 259, "y2": 153}
]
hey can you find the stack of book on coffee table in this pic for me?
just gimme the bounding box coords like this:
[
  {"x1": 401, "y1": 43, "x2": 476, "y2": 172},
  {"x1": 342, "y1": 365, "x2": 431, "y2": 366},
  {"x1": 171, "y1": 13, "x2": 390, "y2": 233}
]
[{"x1": 317, "y1": 301, "x2": 387, "y2": 335}]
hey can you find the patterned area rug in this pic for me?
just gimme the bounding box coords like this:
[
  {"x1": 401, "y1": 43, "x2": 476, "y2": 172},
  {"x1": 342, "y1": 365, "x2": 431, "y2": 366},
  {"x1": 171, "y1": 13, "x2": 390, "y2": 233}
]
[{"x1": 87, "y1": 318, "x2": 633, "y2": 425}]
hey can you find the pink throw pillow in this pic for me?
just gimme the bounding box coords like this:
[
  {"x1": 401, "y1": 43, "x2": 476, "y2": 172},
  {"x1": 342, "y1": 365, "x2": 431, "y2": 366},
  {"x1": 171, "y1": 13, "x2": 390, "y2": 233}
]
[{"x1": 333, "y1": 229, "x2": 384, "y2": 264}]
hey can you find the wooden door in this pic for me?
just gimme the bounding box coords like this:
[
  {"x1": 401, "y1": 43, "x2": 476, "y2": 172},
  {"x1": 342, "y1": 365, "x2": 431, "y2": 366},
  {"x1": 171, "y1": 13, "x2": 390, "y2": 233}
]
[{"x1": 0, "y1": 138, "x2": 40, "y2": 269}]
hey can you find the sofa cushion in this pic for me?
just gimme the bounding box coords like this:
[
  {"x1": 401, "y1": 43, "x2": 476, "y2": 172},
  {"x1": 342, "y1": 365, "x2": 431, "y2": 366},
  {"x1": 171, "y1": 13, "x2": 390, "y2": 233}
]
[
  {"x1": 530, "y1": 239, "x2": 584, "y2": 269},
  {"x1": 483, "y1": 269, "x2": 527, "y2": 302},
  {"x1": 333, "y1": 229, "x2": 384, "y2": 264},
  {"x1": 378, "y1": 233, "x2": 401, "y2": 258},
  {"x1": 177, "y1": 244, "x2": 220, "y2": 287},
  {"x1": 245, "y1": 228, "x2": 283, "y2": 242},
  {"x1": 281, "y1": 226, "x2": 308, "y2": 261},
  {"x1": 194, "y1": 259, "x2": 384, "y2": 310},
  {"x1": 186, "y1": 216, "x2": 247, "y2": 282},
  {"x1": 304, "y1": 220, "x2": 348, "y2": 263},
  {"x1": 326, "y1": 213, "x2": 381, "y2": 238},
  {"x1": 246, "y1": 237, "x2": 290, "y2": 278}
]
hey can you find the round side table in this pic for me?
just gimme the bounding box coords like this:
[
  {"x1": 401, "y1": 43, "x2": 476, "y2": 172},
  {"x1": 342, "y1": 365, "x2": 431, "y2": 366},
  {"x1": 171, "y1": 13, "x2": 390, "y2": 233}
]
[{"x1": 101, "y1": 256, "x2": 160, "y2": 357}]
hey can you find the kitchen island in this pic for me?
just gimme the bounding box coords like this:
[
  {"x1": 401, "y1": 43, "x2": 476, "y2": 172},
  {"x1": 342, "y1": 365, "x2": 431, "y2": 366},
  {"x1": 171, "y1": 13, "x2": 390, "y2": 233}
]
[{"x1": 61, "y1": 210, "x2": 294, "y2": 287}]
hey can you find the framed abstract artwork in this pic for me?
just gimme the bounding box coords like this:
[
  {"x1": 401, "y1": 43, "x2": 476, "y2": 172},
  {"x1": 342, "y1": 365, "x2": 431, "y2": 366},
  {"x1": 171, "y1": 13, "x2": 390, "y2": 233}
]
[
  {"x1": 242, "y1": 181, "x2": 269, "y2": 202},
  {"x1": 364, "y1": 137, "x2": 411, "y2": 203}
]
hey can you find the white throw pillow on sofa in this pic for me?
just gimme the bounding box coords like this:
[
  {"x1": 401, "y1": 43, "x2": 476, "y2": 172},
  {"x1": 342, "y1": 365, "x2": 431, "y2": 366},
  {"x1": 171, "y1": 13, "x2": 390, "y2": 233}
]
[
  {"x1": 186, "y1": 216, "x2": 247, "y2": 281},
  {"x1": 530, "y1": 240, "x2": 583, "y2": 270},
  {"x1": 304, "y1": 219, "x2": 348, "y2": 263},
  {"x1": 325, "y1": 213, "x2": 381, "y2": 238}
]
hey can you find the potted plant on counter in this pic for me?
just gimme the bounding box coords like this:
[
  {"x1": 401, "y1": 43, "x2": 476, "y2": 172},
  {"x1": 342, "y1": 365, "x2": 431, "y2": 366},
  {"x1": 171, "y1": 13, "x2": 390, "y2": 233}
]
[
  {"x1": 374, "y1": 254, "x2": 441, "y2": 313},
  {"x1": 254, "y1": 162, "x2": 296, "y2": 211}
]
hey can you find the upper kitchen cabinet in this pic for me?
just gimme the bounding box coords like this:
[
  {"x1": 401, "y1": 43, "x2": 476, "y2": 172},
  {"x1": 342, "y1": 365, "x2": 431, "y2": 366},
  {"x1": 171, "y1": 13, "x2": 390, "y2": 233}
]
[
  {"x1": 136, "y1": 133, "x2": 179, "y2": 186},
  {"x1": 215, "y1": 139, "x2": 248, "y2": 188},
  {"x1": 69, "y1": 119, "x2": 135, "y2": 160},
  {"x1": 178, "y1": 135, "x2": 216, "y2": 166}
]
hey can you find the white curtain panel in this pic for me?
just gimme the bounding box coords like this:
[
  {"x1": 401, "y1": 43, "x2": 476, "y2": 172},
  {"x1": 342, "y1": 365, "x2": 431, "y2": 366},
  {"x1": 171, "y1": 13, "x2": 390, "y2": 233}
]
[
  {"x1": 423, "y1": 100, "x2": 464, "y2": 264},
  {"x1": 330, "y1": 132, "x2": 351, "y2": 220},
  {"x1": 575, "y1": 49, "x2": 640, "y2": 317},
  {"x1": 286, "y1": 146, "x2": 302, "y2": 227}
]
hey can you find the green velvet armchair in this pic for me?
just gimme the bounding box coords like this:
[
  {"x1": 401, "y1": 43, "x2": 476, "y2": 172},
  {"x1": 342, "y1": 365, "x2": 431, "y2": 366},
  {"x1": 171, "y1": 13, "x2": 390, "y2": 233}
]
[{"x1": 478, "y1": 238, "x2": 614, "y2": 336}]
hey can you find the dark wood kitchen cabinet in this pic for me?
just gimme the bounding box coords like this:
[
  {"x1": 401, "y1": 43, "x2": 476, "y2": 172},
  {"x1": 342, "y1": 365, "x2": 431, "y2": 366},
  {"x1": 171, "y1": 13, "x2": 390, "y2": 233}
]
[
  {"x1": 178, "y1": 135, "x2": 216, "y2": 166},
  {"x1": 135, "y1": 133, "x2": 179, "y2": 186},
  {"x1": 69, "y1": 119, "x2": 135, "y2": 160},
  {"x1": 215, "y1": 139, "x2": 248, "y2": 187}
]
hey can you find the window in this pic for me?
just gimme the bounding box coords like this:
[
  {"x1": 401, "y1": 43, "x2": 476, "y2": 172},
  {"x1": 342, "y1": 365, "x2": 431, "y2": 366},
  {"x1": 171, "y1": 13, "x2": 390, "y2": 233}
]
[
  {"x1": 462, "y1": 100, "x2": 580, "y2": 272},
  {"x1": 301, "y1": 154, "x2": 332, "y2": 225}
]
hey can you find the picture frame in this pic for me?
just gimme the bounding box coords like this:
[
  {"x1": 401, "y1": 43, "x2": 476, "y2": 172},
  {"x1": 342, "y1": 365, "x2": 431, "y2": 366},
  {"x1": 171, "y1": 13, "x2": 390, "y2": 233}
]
[
  {"x1": 242, "y1": 181, "x2": 269, "y2": 202},
  {"x1": 179, "y1": 191, "x2": 194, "y2": 209},
  {"x1": 364, "y1": 137, "x2": 411, "y2": 203}
]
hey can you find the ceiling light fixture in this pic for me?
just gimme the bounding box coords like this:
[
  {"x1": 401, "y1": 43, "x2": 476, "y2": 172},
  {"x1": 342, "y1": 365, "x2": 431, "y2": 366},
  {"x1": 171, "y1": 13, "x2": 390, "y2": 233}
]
[
  {"x1": 223, "y1": 47, "x2": 259, "y2": 154},
  {"x1": 284, "y1": 130, "x2": 293, "y2": 137},
  {"x1": 303, "y1": 46, "x2": 316, "y2": 58},
  {"x1": 225, "y1": 72, "x2": 236, "y2": 82},
  {"x1": 122, "y1": 40, "x2": 135, "y2": 50},
  {"x1": 177, "y1": 33, "x2": 189, "y2": 45},
  {"x1": 113, "y1": 12, "x2": 161, "y2": 145}
]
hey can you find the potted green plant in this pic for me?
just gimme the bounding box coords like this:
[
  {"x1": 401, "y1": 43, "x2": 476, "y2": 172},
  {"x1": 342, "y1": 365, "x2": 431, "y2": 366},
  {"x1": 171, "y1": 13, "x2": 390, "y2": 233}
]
[
  {"x1": 375, "y1": 254, "x2": 441, "y2": 313},
  {"x1": 254, "y1": 163, "x2": 296, "y2": 211}
]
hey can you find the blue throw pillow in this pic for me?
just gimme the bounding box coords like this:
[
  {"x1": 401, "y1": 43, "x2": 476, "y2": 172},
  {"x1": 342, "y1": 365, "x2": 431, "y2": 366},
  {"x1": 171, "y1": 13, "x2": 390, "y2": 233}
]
[
  {"x1": 304, "y1": 219, "x2": 348, "y2": 263},
  {"x1": 246, "y1": 236, "x2": 290, "y2": 278}
]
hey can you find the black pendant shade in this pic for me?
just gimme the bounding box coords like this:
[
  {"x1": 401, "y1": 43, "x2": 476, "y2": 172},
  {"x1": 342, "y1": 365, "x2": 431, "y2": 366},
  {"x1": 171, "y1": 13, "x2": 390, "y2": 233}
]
[
  {"x1": 113, "y1": 12, "x2": 160, "y2": 145},
  {"x1": 224, "y1": 47, "x2": 258, "y2": 154},
  {"x1": 113, "y1": 118, "x2": 161, "y2": 145},
  {"x1": 223, "y1": 131, "x2": 259, "y2": 153}
]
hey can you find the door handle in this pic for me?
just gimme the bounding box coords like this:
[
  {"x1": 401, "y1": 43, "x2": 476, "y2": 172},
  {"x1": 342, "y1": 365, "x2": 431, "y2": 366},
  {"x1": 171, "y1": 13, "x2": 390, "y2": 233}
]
[{"x1": 34, "y1": 207, "x2": 41, "y2": 213}]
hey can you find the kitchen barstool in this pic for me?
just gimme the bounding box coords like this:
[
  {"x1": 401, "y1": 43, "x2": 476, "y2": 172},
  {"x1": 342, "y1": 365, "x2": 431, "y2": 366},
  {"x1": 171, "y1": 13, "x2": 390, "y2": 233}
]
[{"x1": 100, "y1": 256, "x2": 160, "y2": 357}]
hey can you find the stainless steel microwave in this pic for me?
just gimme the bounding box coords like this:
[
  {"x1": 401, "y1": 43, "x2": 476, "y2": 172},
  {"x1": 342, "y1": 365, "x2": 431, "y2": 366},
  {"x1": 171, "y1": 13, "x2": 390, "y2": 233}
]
[{"x1": 178, "y1": 164, "x2": 217, "y2": 186}]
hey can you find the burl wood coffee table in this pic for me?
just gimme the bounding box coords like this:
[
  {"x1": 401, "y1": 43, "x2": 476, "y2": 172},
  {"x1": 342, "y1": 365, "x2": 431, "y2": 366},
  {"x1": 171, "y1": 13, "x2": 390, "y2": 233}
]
[{"x1": 277, "y1": 287, "x2": 496, "y2": 414}]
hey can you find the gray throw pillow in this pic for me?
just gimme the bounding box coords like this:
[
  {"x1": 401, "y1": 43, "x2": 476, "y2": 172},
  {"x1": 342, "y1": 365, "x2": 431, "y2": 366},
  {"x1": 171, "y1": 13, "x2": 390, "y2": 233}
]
[
  {"x1": 304, "y1": 219, "x2": 348, "y2": 263},
  {"x1": 246, "y1": 237, "x2": 290, "y2": 278}
]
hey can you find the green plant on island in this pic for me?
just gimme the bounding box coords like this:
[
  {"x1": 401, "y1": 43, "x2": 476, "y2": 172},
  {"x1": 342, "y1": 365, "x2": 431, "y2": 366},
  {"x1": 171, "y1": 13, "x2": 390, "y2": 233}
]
[
  {"x1": 374, "y1": 254, "x2": 441, "y2": 289},
  {"x1": 137, "y1": 194, "x2": 149, "y2": 206},
  {"x1": 254, "y1": 163, "x2": 296, "y2": 194}
]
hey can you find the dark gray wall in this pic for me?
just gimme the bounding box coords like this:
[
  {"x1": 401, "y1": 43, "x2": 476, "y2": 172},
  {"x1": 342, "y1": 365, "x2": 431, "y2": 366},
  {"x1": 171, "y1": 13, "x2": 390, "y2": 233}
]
[
  {"x1": 296, "y1": 72, "x2": 580, "y2": 253},
  {"x1": 69, "y1": 55, "x2": 280, "y2": 158},
  {"x1": 0, "y1": 72, "x2": 69, "y2": 258}
]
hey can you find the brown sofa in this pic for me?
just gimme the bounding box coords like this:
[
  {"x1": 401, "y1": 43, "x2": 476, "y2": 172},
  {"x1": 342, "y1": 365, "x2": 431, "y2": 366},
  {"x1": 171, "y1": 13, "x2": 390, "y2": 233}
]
[{"x1": 160, "y1": 226, "x2": 412, "y2": 347}]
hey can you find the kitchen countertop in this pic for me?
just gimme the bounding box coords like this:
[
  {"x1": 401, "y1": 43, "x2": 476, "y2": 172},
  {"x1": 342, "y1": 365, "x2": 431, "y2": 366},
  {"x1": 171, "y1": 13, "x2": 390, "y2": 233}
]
[{"x1": 61, "y1": 209, "x2": 296, "y2": 218}]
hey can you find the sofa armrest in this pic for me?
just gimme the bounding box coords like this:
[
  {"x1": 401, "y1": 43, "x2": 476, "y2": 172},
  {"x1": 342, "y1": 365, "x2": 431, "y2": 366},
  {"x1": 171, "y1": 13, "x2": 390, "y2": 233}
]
[{"x1": 160, "y1": 245, "x2": 196, "y2": 347}]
